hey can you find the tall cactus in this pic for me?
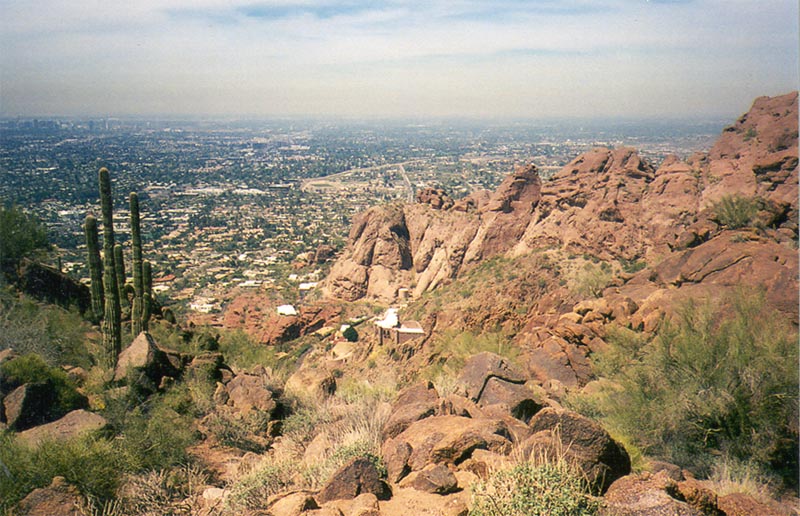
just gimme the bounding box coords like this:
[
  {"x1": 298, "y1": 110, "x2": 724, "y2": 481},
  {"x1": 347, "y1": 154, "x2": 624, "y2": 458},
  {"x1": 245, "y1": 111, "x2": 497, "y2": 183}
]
[
  {"x1": 99, "y1": 167, "x2": 121, "y2": 368},
  {"x1": 130, "y1": 192, "x2": 144, "y2": 336},
  {"x1": 142, "y1": 260, "x2": 152, "y2": 331},
  {"x1": 83, "y1": 214, "x2": 104, "y2": 322},
  {"x1": 114, "y1": 243, "x2": 126, "y2": 307}
]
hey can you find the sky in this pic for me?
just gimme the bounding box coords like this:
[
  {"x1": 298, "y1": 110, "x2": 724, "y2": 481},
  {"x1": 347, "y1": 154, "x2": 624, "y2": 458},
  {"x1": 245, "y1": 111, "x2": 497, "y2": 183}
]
[{"x1": 0, "y1": 0, "x2": 797, "y2": 119}]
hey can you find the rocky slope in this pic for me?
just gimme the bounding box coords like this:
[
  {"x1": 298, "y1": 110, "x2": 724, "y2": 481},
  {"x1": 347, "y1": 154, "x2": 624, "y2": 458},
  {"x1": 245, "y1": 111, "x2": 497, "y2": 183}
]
[{"x1": 325, "y1": 92, "x2": 798, "y2": 304}]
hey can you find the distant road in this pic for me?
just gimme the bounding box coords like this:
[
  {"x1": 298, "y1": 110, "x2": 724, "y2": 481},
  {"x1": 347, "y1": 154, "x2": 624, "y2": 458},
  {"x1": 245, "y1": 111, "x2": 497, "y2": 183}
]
[
  {"x1": 397, "y1": 164, "x2": 414, "y2": 203},
  {"x1": 301, "y1": 160, "x2": 422, "y2": 197}
]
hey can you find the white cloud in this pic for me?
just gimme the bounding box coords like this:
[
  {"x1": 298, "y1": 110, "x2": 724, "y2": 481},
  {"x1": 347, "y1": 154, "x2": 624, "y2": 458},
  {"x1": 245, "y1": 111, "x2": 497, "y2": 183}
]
[{"x1": 1, "y1": 0, "x2": 796, "y2": 116}]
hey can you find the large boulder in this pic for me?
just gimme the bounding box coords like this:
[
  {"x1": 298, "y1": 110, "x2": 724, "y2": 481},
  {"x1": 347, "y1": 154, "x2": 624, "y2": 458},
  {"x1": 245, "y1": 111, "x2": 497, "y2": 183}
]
[
  {"x1": 600, "y1": 472, "x2": 706, "y2": 516},
  {"x1": 225, "y1": 373, "x2": 278, "y2": 414},
  {"x1": 382, "y1": 415, "x2": 512, "y2": 482},
  {"x1": 522, "y1": 407, "x2": 630, "y2": 494},
  {"x1": 410, "y1": 464, "x2": 458, "y2": 495},
  {"x1": 381, "y1": 381, "x2": 440, "y2": 440},
  {"x1": 3, "y1": 382, "x2": 56, "y2": 431},
  {"x1": 284, "y1": 366, "x2": 337, "y2": 401},
  {"x1": 455, "y1": 352, "x2": 541, "y2": 422},
  {"x1": 456, "y1": 352, "x2": 526, "y2": 401},
  {"x1": 315, "y1": 457, "x2": 390, "y2": 503},
  {"x1": 718, "y1": 492, "x2": 796, "y2": 516},
  {"x1": 17, "y1": 409, "x2": 107, "y2": 445},
  {"x1": 113, "y1": 332, "x2": 181, "y2": 386}
]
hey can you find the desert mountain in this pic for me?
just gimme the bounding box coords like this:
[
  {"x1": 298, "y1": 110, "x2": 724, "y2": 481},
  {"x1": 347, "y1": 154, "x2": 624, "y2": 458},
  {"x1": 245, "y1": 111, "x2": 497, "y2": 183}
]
[{"x1": 325, "y1": 91, "x2": 798, "y2": 306}]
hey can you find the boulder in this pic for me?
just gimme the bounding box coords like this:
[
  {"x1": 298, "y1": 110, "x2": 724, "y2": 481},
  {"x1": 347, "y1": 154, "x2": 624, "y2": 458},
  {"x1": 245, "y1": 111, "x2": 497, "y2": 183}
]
[
  {"x1": 411, "y1": 464, "x2": 458, "y2": 495},
  {"x1": 226, "y1": 373, "x2": 277, "y2": 414},
  {"x1": 348, "y1": 492, "x2": 380, "y2": 516},
  {"x1": 456, "y1": 352, "x2": 525, "y2": 402},
  {"x1": 3, "y1": 382, "x2": 55, "y2": 431},
  {"x1": 17, "y1": 409, "x2": 107, "y2": 445},
  {"x1": 718, "y1": 492, "x2": 796, "y2": 516},
  {"x1": 113, "y1": 332, "x2": 180, "y2": 386},
  {"x1": 13, "y1": 476, "x2": 82, "y2": 516},
  {"x1": 268, "y1": 491, "x2": 319, "y2": 516},
  {"x1": 600, "y1": 471, "x2": 706, "y2": 516},
  {"x1": 522, "y1": 407, "x2": 630, "y2": 493},
  {"x1": 285, "y1": 367, "x2": 337, "y2": 401},
  {"x1": 382, "y1": 381, "x2": 439, "y2": 440},
  {"x1": 477, "y1": 377, "x2": 542, "y2": 423},
  {"x1": 382, "y1": 415, "x2": 512, "y2": 482},
  {"x1": 316, "y1": 458, "x2": 390, "y2": 503}
]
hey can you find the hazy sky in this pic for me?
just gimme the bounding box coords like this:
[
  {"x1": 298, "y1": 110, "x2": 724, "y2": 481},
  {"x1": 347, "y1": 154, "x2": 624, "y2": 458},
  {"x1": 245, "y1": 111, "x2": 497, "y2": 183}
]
[{"x1": 1, "y1": 0, "x2": 797, "y2": 118}]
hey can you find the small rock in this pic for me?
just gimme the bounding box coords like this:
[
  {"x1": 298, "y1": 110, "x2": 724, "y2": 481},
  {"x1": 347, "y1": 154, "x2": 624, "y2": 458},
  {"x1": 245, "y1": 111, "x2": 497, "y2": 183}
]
[
  {"x1": 411, "y1": 464, "x2": 458, "y2": 495},
  {"x1": 316, "y1": 458, "x2": 391, "y2": 504},
  {"x1": 269, "y1": 491, "x2": 319, "y2": 516},
  {"x1": 13, "y1": 476, "x2": 82, "y2": 516}
]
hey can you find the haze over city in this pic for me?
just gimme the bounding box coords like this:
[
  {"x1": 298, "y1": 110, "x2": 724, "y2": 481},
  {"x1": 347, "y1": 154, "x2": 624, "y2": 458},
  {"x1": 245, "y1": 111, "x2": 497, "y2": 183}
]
[{"x1": 2, "y1": 0, "x2": 797, "y2": 118}]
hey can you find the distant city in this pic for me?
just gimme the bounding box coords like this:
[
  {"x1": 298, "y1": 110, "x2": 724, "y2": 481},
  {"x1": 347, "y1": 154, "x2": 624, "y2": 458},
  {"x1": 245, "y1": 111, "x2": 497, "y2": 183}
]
[{"x1": 0, "y1": 116, "x2": 725, "y2": 314}]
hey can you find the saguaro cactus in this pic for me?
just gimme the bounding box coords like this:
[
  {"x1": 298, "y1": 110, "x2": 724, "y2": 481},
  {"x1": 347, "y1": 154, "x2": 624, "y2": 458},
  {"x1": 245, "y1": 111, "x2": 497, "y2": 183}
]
[
  {"x1": 114, "y1": 243, "x2": 126, "y2": 307},
  {"x1": 83, "y1": 214, "x2": 104, "y2": 322},
  {"x1": 99, "y1": 167, "x2": 122, "y2": 368},
  {"x1": 130, "y1": 192, "x2": 144, "y2": 336},
  {"x1": 142, "y1": 260, "x2": 152, "y2": 331}
]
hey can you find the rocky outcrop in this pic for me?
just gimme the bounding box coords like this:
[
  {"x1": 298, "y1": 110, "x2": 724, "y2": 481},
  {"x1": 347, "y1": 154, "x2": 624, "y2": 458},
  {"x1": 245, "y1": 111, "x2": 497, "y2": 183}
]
[
  {"x1": 223, "y1": 295, "x2": 342, "y2": 345},
  {"x1": 455, "y1": 352, "x2": 542, "y2": 423},
  {"x1": 325, "y1": 164, "x2": 541, "y2": 302},
  {"x1": 326, "y1": 92, "x2": 798, "y2": 303},
  {"x1": 15, "y1": 259, "x2": 92, "y2": 316}
]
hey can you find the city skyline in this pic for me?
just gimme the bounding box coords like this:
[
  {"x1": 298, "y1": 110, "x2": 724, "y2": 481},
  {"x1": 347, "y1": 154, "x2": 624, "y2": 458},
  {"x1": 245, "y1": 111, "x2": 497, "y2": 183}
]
[{"x1": 1, "y1": 0, "x2": 798, "y2": 119}]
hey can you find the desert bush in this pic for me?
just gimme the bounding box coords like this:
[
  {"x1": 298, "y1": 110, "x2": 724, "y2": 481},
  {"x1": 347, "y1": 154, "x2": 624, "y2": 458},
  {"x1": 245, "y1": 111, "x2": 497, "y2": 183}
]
[
  {"x1": 569, "y1": 261, "x2": 612, "y2": 298},
  {"x1": 204, "y1": 409, "x2": 272, "y2": 453},
  {"x1": 0, "y1": 432, "x2": 123, "y2": 511},
  {"x1": 227, "y1": 461, "x2": 295, "y2": 510},
  {"x1": 116, "y1": 402, "x2": 196, "y2": 472},
  {"x1": 707, "y1": 456, "x2": 779, "y2": 503},
  {"x1": 116, "y1": 463, "x2": 209, "y2": 516},
  {"x1": 710, "y1": 194, "x2": 762, "y2": 229},
  {"x1": 301, "y1": 439, "x2": 386, "y2": 489},
  {"x1": 582, "y1": 291, "x2": 798, "y2": 481},
  {"x1": 470, "y1": 459, "x2": 600, "y2": 516},
  {"x1": 0, "y1": 289, "x2": 92, "y2": 367},
  {"x1": 0, "y1": 205, "x2": 50, "y2": 269},
  {"x1": 0, "y1": 353, "x2": 87, "y2": 418}
]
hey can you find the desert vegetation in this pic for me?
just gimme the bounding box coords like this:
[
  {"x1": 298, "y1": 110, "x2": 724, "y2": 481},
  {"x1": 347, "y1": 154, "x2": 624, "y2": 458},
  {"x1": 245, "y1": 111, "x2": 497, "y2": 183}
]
[{"x1": 572, "y1": 290, "x2": 799, "y2": 492}]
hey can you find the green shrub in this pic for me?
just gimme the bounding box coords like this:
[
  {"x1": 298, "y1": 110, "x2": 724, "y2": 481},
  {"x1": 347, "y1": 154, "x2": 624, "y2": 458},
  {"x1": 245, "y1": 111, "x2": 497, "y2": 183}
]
[
  {"x1": 582, "y1": 291, "x2": 798, "y2": 480},
  {"x1": 0, "y1": 205, "x2": 50, "y2": 269},
  {"x1": 227, "y1": 461, "x2": 295, "y2": 510},
  {"x1": 204, "y1": 409, "x2": 272, "y2": 453},
  {"x1": 569, "y1": 262, "x2": 612, "y2": 298},
  {"x1": 0, "y1": 289, "x2": 92, "y2": 367},
  {"x1": 470, "y1": 460, "x2": 600, "y2": 516},
  {"x1": 342, "y1": 325, "x2": 358, "y2": 342},
  {"x1": 115, "y1": 402, "x2": 196, "y2": 472},
  {"x1": 710, "y1": 195, "x2": 762, "y2": 229},
  {"x1": 0, "y1": 432, "x2": 124, "y2": 511},
  {"x1": 0, "y1": 353, "x2": 87, "y2": 418}
]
